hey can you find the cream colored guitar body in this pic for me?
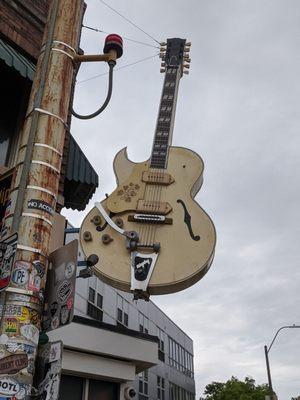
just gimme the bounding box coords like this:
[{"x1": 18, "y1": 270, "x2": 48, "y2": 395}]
[{"x1": 80, "y1": 146, "x2": 216, "y2": 295}]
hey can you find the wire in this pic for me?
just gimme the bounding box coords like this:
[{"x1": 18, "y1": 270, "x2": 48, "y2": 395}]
[
  {"x1": 97, "y1": 0, "x2": 161, "y2": 45},
  {"x1": 83, "y1": 24, "x2": 159, "y2": 49},
  {"x1": 77, "y1": 52, "x2": 159, "y2": 84}
]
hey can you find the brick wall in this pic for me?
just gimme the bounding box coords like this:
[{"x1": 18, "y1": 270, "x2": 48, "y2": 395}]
[{"x1": 0, "y1": 0, "x2": 50, "y2": 60}]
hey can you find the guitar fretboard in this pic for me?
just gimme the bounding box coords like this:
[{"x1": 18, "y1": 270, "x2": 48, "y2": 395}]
[{"x1": 150, "y1": 67, "x2": 181, "y2": 169}]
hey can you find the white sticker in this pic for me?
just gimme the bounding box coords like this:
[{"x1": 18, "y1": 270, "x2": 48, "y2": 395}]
[
  {"x1": 65, "y1": 262, "x2": 75, "y2": 279},
  {"x1": 49, "y1": 342, "x2": 61, "y2": 363},
  {"x1": 0, "y1": 377, "x2": 20, "y2": 396},
  {"x1": 12, "y1": 268, "x2": 29, "y2": 285},
  {"x1": 20, "y1": 324, "x2": 39, "y2": 345},
  {"x1": 0, "y1": 334, "x2": 9, "y2": 345}
]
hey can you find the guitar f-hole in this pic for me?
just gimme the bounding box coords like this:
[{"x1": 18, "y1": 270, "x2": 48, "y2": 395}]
[{"x1": 177, "y1": 199, "x2": 200, "y2": 241}]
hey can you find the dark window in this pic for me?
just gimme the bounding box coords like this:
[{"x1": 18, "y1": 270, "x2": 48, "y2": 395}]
[
  {"x1": 117, "y1": 308, "x2": 123, "y2": 322},
  {"x1": 158, "y1": 349, "x2": 165, "y2": 362},
  {"x1": 59, "y1": 374, "x2": 84, "y2": 400},
  {"x1": 89, "y1": 287, "x2": 95, "y2": 303},
  {"x1": 88, "y1": 378, "x2": 119, "y2": 400},
  {"x1": 0, "y1": 62, "x2": 31, "y2": 167},
  {"x1": 124, "y1": 312, "x2": 128, "y2": 327},
  {"x1": 87, "y1": 302, "x2": 103, "y2": 321},
  {"x1": 97, "y1": 293, "x2": 103, "y2": 308}
]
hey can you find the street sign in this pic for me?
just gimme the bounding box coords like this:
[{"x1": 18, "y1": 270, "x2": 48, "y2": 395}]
[{"x1": 42, "y1": 240, "x2": 78, "y2": 332}]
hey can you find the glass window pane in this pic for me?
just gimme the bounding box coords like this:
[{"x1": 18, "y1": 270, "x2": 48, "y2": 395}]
[
  {"x1": 89, "y1": 287, "x2": 95, "y2": 303},
  {"x1": 97, "y1": 293, "x2": 103, "y2": 308},
  {"x1": 124, "y1": 312, "x2": 128, "y2": 327},
  {"x1": 88, "y1": 378, "x2": 119, "y2": 400},
  {"x1": 117, "y1": 308, "x2": 122, "y2": 322},
  {"x1": 59, "y1": 374, "x2": 83, "y2": 400}
]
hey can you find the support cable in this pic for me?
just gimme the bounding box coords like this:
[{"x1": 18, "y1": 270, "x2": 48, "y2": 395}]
[
  {"x1": 77, "y1": 52, "x2": 159, "y2": 84},
  {"x1": 83, "y1": 24, "x2": 159, "y2": 49},
  {"x1": 97, "y1": 0, "x2": 161, "y2": 45}
]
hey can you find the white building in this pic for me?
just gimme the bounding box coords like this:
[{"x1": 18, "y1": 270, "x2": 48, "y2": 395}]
[{"x1": 48, "y1": 228, "x2": 196, "y2": 400}]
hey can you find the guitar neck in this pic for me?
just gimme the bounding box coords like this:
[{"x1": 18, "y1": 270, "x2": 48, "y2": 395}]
[{"x1": 150, "y1": 66, "x2": 182, "y2": 169}]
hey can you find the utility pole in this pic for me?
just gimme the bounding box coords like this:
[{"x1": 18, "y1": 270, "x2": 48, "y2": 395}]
[{"x1": 0, "y1": 0, "x2": 84, "y2": 397}]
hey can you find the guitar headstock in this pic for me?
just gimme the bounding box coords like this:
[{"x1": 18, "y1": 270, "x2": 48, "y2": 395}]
[{"x1": 159, "y1": 38, "x2": 191, "y2": 76}]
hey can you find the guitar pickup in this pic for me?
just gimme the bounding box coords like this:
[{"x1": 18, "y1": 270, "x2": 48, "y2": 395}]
[
  {"x1": 128, "y1": 214, "x2": 173, "y2": 225},
  {"x1": 142, "y1": 171, "x2": 174, "y2": 185},
  {"x1": 136, "y1": 199, "x2": 172, "y2": 215}
]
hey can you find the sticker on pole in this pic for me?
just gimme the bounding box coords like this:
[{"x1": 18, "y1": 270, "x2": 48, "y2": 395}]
[
  {"x1": 0, "y1": 233, "x2": 18, "y2": 292},
  {"x1": 33, "y1": 340, "x2": 63, "y2": 400}
]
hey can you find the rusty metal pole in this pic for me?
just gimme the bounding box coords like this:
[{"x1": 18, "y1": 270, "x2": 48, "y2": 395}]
[{"x1": 0, "y1": 0, "x2": 84, "y2": 397}]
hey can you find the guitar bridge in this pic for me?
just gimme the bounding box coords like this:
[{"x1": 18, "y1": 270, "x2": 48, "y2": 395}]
[{"x1": 128, "y1": 214, "x2": 173, "y2": 225}]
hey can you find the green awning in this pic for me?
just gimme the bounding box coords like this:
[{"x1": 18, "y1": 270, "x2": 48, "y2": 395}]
[
  {"x1": 63, "y1": 135, "x2": 99, "y2": 211},
  {"x1": 0, "y1": 38, "x2": 35, "y2": 80}
]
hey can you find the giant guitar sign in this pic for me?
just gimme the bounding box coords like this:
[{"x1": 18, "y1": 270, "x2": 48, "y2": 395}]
[{"x1": 80, "y1": 38, "x2": 216, "y2": 299}]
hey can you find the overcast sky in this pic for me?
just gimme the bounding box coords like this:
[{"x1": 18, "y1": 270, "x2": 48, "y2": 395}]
[{"x1": 62, "y1": 1, "x2": 300, "y2": 398}]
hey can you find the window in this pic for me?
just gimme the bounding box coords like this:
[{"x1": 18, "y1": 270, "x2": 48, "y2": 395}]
[
  {"x1": 168, "y1": 337, "x2": 194, "y2": 378},
  {"x1": 59, "y1": 374, "x2": 119, "y2": 400},
  {"x1": 138, "y1": 312, "x2": 149, "y2": 334},
  {"x1": 87, "y1": 287, "x2": 103, "y2": 322},
  {"x1": 157, "y1": 376, "x2": 165, "y2": 400},
  {"x1": 138, "y1": 370, "x2": 148, "y2": 399},
  {"x1": 59, "y1": 375, "x2": 84, "y2": 400},
  {"x1": 116, "y1": 295, "x2": 129, "y2": 327},
  {"x1": 157, "y1": 327, "x2": 165, "y2": 362},
  {"x1": 169, "y1": 382, "x2": 195, "y2": 400},
  {"x1": 89, "y1": 287, "x2": 95, "y2": 303}
]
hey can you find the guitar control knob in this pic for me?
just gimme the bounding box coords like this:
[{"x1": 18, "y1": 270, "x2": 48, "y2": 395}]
[
  {"x1": 91, "y1": 215, "x2": 102, "y2": 226},
  {"x1": 102, "y1": 234, "x2": 113, "y2": 244},
  {"x1": 115, "y1": 218, "x2": 124, "y2": 228},
  {"x1": 83, "y1": 231, "x2": 92, "y2": 241}
]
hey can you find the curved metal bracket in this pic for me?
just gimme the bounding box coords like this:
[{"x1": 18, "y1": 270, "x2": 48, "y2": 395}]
[{"x1": 72, "y1": 61, "x2": 115, "y2": 120}]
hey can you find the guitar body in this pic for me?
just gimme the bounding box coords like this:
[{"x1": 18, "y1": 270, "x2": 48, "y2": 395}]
[{"x1": 80, "y1": 146, "x2": 216, "y2": 295}]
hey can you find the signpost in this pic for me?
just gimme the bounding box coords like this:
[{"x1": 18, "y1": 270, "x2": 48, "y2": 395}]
[{"x1": 42, "y1": 240, "x2": 78, "y2": 332}]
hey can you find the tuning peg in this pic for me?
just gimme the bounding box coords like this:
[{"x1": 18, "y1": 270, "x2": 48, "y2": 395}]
[
  {"x1": 183, "y1": 64, "x2": 190, "y2": 69},
  {"x1": 184, "y1": 57, "x2": 191, "y2": 62},
  {"x1": 184, "y1": 47, "x2": 191, "y2": 53},
  {"x1": 184, "y1": 52, "x2": 190, "y2": 57},
  {"x1": 160, "y1": 42, "x2": 167, "y2": 47},
  {"x1": 159, "y1": 52, "x2": 165, "y2": 59},
  {"x1": 160, "y1": 68, "x2": 166, "y2": 73},
  {"x1": 185, "y1": 42, "x2": 191, "y2": 47},
  {"x1": 161, "y1": 62, "x2": 166, "y2": 67},
  {"x1": 183, "y1": 70, "x2": 189, "y2": 75}
]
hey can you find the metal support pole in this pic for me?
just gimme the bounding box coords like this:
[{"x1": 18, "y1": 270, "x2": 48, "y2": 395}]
[
  {"x1": 0, "y1": 0, "x2": 84, "y2": 397},
  {"x1": 264, "y1": 324, "x2": 300, "y2": 400},
  {"x1": 264, "y1": 345, "x2": 273, "y2": 399}
]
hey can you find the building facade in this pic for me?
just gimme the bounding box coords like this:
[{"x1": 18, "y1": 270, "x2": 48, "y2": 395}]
[{"x1": 65, "y1": 229, "x2": 196, "y2": 400}]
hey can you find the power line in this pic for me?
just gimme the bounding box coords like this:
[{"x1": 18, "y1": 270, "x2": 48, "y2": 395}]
[
  {"x1": 82, "y1": 24, "x2": 159, "y2": 49},
  {"x1": 77, "y1": 53, "x2": 159, "y2": 84},
  {"x1": 97, "y1": 0, "x2": 161, "y2": 45}
]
